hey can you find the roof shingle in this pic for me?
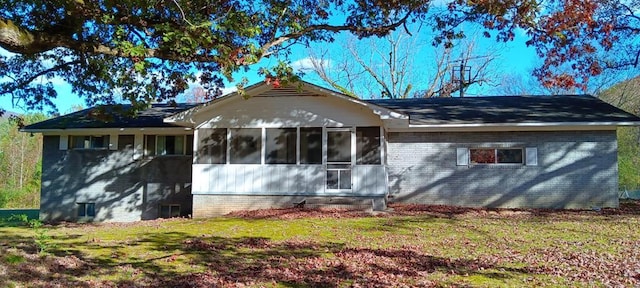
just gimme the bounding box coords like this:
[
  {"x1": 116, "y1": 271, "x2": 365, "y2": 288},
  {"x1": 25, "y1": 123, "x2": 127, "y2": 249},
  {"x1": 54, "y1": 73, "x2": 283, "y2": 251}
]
[{"x1": 366, "y1": 95, "x2": 640, "y2": 125}]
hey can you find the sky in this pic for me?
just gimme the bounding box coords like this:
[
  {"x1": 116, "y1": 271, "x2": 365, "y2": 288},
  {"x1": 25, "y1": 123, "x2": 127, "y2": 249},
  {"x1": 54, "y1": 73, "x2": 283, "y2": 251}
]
[{"x1": 0, "y1": 21, "x2": 542, "y2": 115}]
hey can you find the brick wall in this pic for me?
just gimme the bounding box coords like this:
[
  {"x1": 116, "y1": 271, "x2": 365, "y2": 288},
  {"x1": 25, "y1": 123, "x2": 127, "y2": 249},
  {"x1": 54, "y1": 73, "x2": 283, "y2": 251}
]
[
  {"x1": 192, "y1": 195, "x2": 306, "y2": 217},
  {"x1": 386, "y1": 130, "x2": 619, "y2": 209},
  {"x1": 40, "y1": 136, "x2": 193, "y2": 222}
]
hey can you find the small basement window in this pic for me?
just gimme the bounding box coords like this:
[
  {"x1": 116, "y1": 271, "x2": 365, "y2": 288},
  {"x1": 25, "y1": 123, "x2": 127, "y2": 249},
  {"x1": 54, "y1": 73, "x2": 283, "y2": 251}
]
[
  {"x1": 70, "y1": 136, "x2": 109, "y2": 149},
  {"x1": 159, "y1": 204, "x2": 181, "y2": 218},
  {"x1": 470, "y1": 148, "x2": 523, "y2": 164},
  {"x1": 77, "y1": 203, "x2": 96, "y2": 218}
]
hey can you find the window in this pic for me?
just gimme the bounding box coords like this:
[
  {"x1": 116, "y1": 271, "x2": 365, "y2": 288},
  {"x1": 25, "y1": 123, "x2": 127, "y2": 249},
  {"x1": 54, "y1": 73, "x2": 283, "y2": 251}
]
[
  {"x1": 70, "y1": 135, "x2": 109, "y2": 149},
  {"x1": 266, "y1": 128, "x2": 297, "y2": 164},
  {"x1": 77, "y1": 203, "x2": 96, "y2": 217},
  {"x1": 327, "y1": 130, "x2": 351, "y2": 163},
  {"x1": 197, "y1": 128, "x2": 227, "y2": 164},
  {"x1": 300, "y1": 127, "x2": 322, "y2": 164},
  {"x1": 356, "y1": 127, "x2": 381, "y2": 164},
  {"x1": 144, "y1": 135, "x2": 193, "y2": 156},
  {"x1": 159, "y1": 204, "x2": 180, "y2": 218},
  {"x1": 118, "y1": 135, "x2": 135, "y2": 150},
  {"x1": 230, "y1": 128, "x2": 262, "y2": 164},
  {"x1": 470, "y1": 148, "x2": 523, "y2": 164}
]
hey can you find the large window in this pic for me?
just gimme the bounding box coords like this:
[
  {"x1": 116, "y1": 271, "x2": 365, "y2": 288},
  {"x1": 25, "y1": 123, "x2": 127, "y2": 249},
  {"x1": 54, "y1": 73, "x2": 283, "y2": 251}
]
[
  {"x1": 70, "y1": 135, "x2": 109, "y2": 149},
  {"x1": 145, "y1": 135, "x2": 193, "y2": 156},
  {"x1": 300, "y1": 127, "x2": 322, "y2": 164},
  {"x1": 197, "y1": 128, "x2": 227, "y2": 164},
  {"x1": 266, "y1": 128, "x2": 297, "y2": 164},
  {"x1": 230, "y1": 128, "x2": 262, "y2": 164},
  {"x1": 470, "y1": 148, "x2": 523, "y2": 164},
  {"x1": 356, "y1": 127, "x2": 381, "y2": 164}
]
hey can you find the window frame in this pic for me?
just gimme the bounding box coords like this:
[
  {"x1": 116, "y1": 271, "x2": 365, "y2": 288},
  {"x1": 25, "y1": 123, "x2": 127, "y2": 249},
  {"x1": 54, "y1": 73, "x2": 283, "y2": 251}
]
[
  {"x1": 229, "y1": 128, "x2": 263, "y2": 164},
  {"x1": 194, "y1": 126, "x2": 383, "y2": 166},
  {"x1": 144, "y1": 134, "x2": 193, "y2": 157},
  {"x1": 265, "y1": 128, "x2": 297, "y2": 164},
  {"x1": 196, "y1": 128, "x2": 228, "y2": 164},
  {"x1": 77, "y1": 202, "x2": 96, "y2": 218},
  {"x1": 159, "y1": 204, "x2": 181, "y2": 219},
  {"x1": 69, "y1": 135, "x2": 110, "y2": 150},
  {"x1": 356, "y1": 126, "x2": 382, "y2": 165},
  {"x1": 469, "y1": 147, "x2": 524, "y2": 165}
]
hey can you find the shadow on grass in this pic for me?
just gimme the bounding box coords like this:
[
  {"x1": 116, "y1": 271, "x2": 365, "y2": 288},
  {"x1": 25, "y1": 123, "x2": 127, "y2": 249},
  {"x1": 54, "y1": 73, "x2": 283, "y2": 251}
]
[{"x1": 1, "y1": 227, "x2": 536, "y2": 287}]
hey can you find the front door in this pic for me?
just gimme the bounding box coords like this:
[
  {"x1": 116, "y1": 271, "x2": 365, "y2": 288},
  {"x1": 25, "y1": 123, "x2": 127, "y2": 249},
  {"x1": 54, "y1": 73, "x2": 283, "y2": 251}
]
[{"x1": 326, "y1": 129, "x2": 352, "y2": 191}]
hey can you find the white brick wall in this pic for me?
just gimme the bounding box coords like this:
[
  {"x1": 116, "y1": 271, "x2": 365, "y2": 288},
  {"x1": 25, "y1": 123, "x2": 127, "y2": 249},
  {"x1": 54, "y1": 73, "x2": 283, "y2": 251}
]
[{"x1": 386, "y1": 130, "x2": 619, "y2": 209}]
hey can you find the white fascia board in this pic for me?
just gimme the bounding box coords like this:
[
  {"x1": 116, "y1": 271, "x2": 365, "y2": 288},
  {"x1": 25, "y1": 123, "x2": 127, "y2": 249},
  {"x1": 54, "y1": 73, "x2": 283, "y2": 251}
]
[
  {"x1": 386, "y1": 122, "x2": 640, "y2": 132},
  {"x1": 22, "y1": 127, "x2": 194, "y2": 135}
]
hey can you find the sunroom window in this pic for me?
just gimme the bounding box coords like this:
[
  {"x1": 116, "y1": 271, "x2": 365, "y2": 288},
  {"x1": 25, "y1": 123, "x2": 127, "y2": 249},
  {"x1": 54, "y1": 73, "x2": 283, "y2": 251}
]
[
  {"x1": 265, "y1": 128, "x2": 297, "y2": 164},
  {"x1": 229, "y1": 128, "x2": 262, "y2": 164},
  {"x1": 356, "y1": 127, "x2": 381, "y2": 164},
  {"x1": 196, "y1": 128, "x2": 227, "y2": 164},
  {"x1": 300, "y1": 127, "x2": 322, "y2": 164}
]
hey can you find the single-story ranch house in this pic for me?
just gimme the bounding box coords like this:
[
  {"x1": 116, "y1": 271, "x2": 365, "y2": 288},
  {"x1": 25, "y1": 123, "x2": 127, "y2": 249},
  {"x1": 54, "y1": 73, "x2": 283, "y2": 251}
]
[{"x1": 22, "y1": 80, "x2": 640, "y2": 222}]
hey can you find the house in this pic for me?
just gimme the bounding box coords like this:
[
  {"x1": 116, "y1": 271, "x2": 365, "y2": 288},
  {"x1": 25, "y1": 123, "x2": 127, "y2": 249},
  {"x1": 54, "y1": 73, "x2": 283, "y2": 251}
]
[{"x1": 22, "y1": 81, "x2": 640, "y2": 222}]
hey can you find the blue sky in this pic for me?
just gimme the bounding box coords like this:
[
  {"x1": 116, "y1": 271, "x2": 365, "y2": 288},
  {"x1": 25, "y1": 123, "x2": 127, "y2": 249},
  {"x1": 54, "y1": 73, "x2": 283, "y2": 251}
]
[{"x1": 0, "y1": 24, "x2": 541, "y2": 115}]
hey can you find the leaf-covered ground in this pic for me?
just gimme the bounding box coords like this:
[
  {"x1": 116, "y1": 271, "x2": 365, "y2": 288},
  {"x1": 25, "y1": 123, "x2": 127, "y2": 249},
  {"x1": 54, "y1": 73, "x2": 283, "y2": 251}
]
[{"x1": 1, "y1": 201, "x2": 640, "y2": 287}]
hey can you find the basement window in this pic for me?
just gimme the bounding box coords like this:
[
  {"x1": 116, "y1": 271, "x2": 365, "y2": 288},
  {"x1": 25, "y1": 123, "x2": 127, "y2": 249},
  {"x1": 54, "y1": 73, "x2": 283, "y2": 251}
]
[
  {"x1": 159, "y1": 204, "x2": 181, "y2": 218},
  {"x1": 77, "y1": 203, "x2": 96, "y2": 218}
]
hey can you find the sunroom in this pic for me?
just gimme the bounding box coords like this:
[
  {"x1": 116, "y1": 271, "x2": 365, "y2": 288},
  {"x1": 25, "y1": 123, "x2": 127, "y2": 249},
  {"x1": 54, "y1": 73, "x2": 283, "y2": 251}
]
[{"x1": 191, "y1": 125, "x2": 385, "y2": 196}]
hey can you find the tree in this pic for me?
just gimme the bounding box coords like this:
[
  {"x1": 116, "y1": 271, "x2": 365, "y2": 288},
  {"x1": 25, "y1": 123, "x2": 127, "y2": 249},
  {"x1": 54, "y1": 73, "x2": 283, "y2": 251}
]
[
  {"x1": 0, "y1": 0, "x2": 636, "y2": 113},
  {"x1": 0, "y1": 113, "x2": 47, "y2": 208},
  {"x1": 308, "y1": 31, "x2": 498, "y2": 98},
  {"x1": 436, "y1": 0, "x2": 640, "y2": 90},
  {"x1": 598, "y1": 76, "x2": 640, "y2": 192},
  {"x1": 0, "y1": 0, "x2": 426, "y2": 114}
]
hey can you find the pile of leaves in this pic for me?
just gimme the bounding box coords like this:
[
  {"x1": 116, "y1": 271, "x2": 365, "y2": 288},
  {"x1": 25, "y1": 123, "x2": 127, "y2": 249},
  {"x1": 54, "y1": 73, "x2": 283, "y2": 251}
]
[{"x1": 227, "y1": 200, "x2": 640, "y2": 220}]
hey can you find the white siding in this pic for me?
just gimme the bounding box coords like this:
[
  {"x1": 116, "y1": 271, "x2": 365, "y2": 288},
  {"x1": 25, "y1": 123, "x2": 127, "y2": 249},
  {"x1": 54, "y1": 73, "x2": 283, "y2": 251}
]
[
  {"x1": 192, "y1": 164, "x2": 386, "y2": 196},
  {"x1": 196, "y1": 95, "x2": 382, "y2": 129}
]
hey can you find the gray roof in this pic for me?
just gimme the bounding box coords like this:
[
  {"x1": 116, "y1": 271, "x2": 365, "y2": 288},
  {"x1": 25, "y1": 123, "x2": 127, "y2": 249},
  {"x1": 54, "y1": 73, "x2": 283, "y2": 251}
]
[
  {"x1": 23, "y1": 103, "x2": 197, "y2": 130},
  {"x1": 366, "y1": 95, "x2": 640, "y2": 125},
  {"x1": 22, "y1": 94, "x2": 640, "y2": 131}
]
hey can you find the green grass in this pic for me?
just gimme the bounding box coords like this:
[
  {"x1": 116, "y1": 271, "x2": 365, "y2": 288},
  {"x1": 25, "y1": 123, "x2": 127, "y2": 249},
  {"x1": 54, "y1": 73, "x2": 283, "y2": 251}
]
[{"x1": 1, "y1": 204, "x2": 639, "y2": 287}]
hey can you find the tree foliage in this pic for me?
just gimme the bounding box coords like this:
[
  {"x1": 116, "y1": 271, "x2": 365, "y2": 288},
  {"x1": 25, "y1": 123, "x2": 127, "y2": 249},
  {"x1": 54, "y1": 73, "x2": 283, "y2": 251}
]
[
  {"x1": 0, "y1": 0, "x2": 637, "y2": 112},
  {"x1": 0, "y1": 113, "x2": 46, "y2": 208},
  {"x1": 598, "y1": 76, "x2": 640, "y2": 192}
]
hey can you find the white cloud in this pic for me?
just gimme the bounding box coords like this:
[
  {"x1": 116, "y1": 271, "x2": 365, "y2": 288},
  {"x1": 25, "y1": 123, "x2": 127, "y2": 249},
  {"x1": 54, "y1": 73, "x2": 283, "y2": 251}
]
[{"x1": 291, "y1": 57, "x2": 332, "y2": 72}]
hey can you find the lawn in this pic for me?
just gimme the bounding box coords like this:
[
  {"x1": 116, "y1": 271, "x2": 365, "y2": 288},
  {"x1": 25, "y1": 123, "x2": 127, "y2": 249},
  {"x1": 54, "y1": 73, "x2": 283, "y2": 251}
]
[{"x1": 1, "y1": 202, "x2": 639, "y2": 287}]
